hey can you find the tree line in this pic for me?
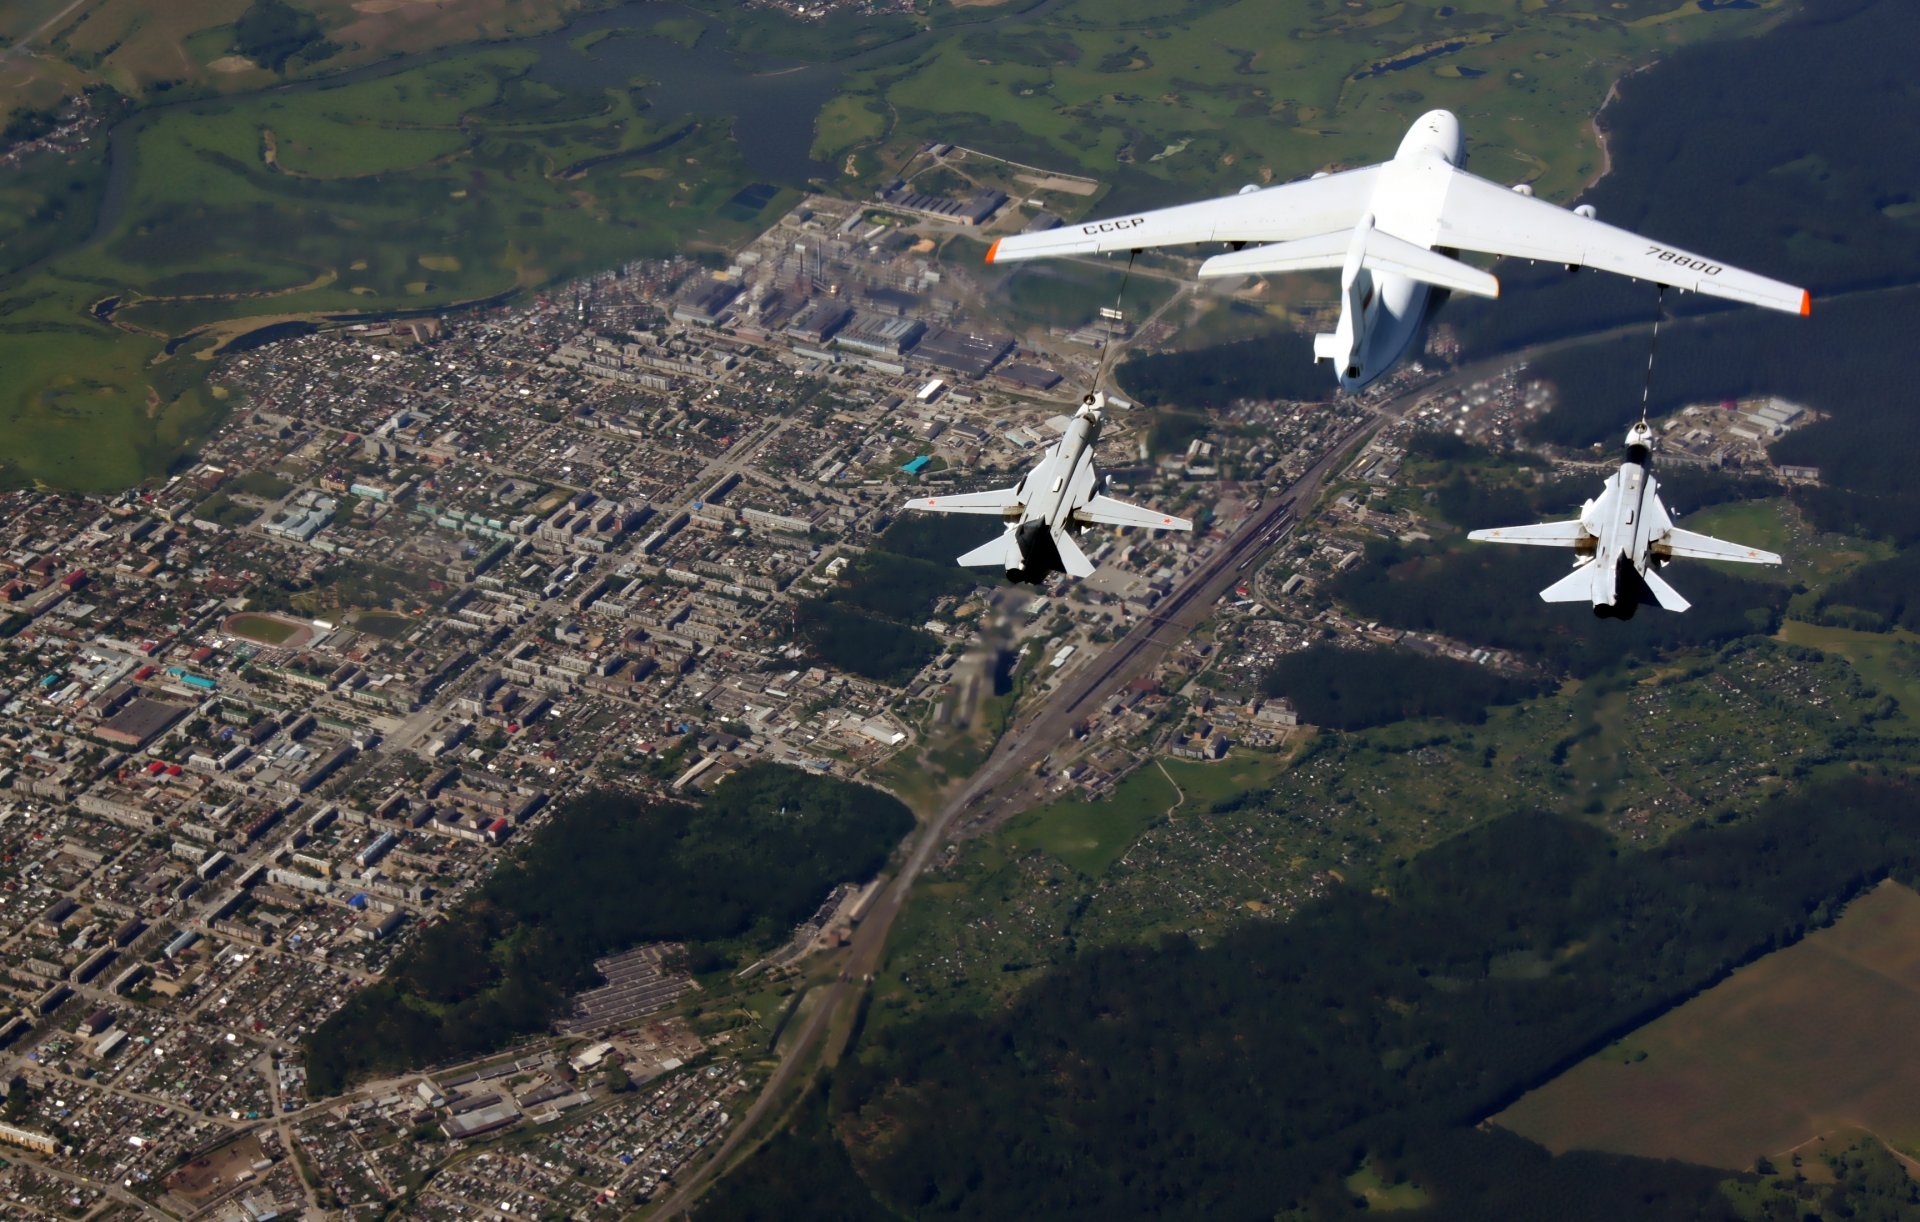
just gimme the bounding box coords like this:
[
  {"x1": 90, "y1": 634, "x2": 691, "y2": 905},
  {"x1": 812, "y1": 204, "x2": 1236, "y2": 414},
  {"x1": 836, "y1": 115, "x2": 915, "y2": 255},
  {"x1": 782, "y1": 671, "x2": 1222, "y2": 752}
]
[{"x1": 303, "y1": 764, "x2": 911, "y2": 1094}]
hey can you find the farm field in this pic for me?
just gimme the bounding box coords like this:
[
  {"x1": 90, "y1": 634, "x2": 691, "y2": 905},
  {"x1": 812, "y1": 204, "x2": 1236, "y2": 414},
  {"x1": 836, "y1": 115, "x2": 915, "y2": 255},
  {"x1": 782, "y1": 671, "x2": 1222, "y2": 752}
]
[{"x1": 1495, "y1": 880, "x2": 1920, "y2": 1170}]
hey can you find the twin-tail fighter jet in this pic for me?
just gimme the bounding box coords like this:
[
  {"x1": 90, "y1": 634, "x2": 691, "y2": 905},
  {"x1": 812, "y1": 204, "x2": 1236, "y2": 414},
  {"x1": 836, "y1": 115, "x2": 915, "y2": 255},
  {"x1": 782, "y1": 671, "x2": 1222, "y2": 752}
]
[
  {"x1": 986, "y1": 110, "x2": 1809, "y2": 392},
  {"x1": 903, "y1": 393, "x2": 1190, "y2": 584},
  {"x1": 1467, "y1": 422, "x2": 1780, "y2": 618}
]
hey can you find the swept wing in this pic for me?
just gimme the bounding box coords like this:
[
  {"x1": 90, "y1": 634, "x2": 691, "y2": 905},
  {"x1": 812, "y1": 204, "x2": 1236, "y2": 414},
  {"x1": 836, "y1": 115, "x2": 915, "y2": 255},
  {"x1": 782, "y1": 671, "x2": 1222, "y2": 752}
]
[
  {"x1": 1075, "y1": 494, "x2": 1193, "y2": 532},
  {"x1": 986, "y1": 168, "x2": 1380, "y2": 263},
  {"x1": 1659, "y1": 528, "x2": 1782, "y2": 565},
  {"x1": 1434, "y1": 169, "x2": 1810, "y2": 315},
  {"x1": 1466, "y1": 520, "x2": 1591, "y2": 548},
  {"x1": 905, "y1": 488, "x2": 1021, "y2": 517}
]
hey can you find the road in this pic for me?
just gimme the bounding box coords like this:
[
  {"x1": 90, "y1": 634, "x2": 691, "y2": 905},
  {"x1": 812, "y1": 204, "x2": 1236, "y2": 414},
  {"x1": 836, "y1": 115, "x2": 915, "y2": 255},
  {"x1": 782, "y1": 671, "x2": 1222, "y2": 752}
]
[{"x1": 651, "y1": 370, "x2": 1456, "y2": 1216}]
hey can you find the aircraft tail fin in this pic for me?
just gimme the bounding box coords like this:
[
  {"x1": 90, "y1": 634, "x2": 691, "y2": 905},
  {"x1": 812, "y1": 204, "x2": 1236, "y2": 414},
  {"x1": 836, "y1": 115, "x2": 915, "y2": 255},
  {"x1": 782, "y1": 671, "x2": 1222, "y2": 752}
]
[
  {"x1": 1539, "y1": 558, "x2": 1601, "y2": 604},
  {"x1": 1641, "y1": 565, "x2": 1692, "y2": 613},
  {"x1": 956, "y1": 530, "x2": 1018, "y2": 570},
  {"x1": 1054, "y1": 530, "x2": 1096, "y2": 579}
]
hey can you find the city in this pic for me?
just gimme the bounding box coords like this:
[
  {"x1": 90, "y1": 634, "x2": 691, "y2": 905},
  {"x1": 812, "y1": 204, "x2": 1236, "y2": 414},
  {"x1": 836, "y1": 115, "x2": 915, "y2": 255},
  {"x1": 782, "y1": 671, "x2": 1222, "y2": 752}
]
[{"x1": 0, "y1": 156, "x2": 1848, "y2": 1220}]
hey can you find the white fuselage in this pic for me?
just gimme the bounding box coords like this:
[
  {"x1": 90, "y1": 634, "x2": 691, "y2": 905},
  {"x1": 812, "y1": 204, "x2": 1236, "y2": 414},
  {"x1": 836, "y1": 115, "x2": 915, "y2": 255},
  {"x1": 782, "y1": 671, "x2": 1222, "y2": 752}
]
[
  {"x1": 1578, "y1": 425, "x2": 1660, "y2": 607},
  {"x1": 1013, "y1": 408, "x2": 1098, "y2": 535},
  {"x1": 1335, "y1": 111, "x2": 1468, "y2": 392}
]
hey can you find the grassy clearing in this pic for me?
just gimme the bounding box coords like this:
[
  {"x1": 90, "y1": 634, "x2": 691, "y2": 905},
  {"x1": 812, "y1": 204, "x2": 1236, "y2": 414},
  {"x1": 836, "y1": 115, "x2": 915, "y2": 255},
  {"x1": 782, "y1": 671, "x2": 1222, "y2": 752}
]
[
  {"x1": 1158, "y1": 748, "x2": 1300, "y2": 808},
  {"x1": 1344, "y1": 1159, "x2": 1432, "y2": 1212},
  {"x1": 351, "y1": 610, "x2": 415, "y2": 639},
  {"x1": 1001, "y1": 764, "x2": 1179, "y2": 877},
  {"x1": 1496, "y1": 881, "x2": 1920, "y2": 1170},
  {"x1": 1673, "y1": 498, "x2": 1796, "y2": 564}
]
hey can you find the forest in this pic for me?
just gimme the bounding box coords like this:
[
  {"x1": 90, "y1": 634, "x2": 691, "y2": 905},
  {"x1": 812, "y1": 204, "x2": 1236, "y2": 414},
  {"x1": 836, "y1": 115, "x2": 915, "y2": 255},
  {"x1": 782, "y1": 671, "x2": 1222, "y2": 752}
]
[
  {"x1": 303, "y1": 765, "x2": 911, "y2": 1094},
  {"x1": 1329, "y1": 539, "x2": 1783, "y2": 678},
  {"x1": 1118, "y1": 331, "x2": 1334, "y2": 412},
  {"x1": 1450, "y1": 0, "x2": 1920, "y2": 359},
  {"x1": 831, "y1": 777, "x2": 1920, "y2": 1219},
  {"x1": 1262, "y1": 645, "x2": 1546, "y2": 730},
  {"x1": 798, "y1": 513, "x2": 991, "y2": 683}
]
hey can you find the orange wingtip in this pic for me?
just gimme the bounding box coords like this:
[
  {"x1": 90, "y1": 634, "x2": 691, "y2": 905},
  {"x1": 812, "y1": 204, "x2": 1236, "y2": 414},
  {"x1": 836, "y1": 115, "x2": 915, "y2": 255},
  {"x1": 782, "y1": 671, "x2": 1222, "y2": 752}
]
[
  {"x1": 1799, "y1": 290, "x2": 1812, "y2": 317},
  {"x1": 985, "y1": 239, "x2": 1001, "y2": 265}
]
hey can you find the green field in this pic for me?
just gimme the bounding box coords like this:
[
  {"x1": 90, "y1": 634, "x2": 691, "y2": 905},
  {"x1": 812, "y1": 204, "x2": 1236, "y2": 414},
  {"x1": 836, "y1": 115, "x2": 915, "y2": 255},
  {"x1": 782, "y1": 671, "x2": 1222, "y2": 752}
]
[
  {"x1": 1496, "y1": 881, "x2": 1920, "y2": 1169},
  {"x1": 820, "y1": 0, "x2": 1795, "y2": 209},
  {"x1": 1000, "y1": 763, "x2": 1180, "y2": 876},
  {"x1": 225, "y1": 612, "x2": 302, "y2": 645},
  {"x1": 0, "y1": 42, "x2": 792, "y2": 489},
  {"x1": 1677, "y1": 497, "x2": 1890, "y2": 588},
  {"x1": 351, "y1": 610, "x2": 416, "y2": 640}
]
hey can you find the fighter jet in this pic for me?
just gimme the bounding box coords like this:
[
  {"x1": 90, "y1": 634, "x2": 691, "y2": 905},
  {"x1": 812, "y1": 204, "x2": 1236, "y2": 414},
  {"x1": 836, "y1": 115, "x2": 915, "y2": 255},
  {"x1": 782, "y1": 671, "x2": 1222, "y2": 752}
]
[
  {"x1": 1467, "y1": 422, "x2": 1780, "y2": 618},
  {"x1": 903, "y1": 394, "x2": 1190, "y2": 584},
  {"x1": 985, "y1": 110, "x2": 1809, "y2": 392}
]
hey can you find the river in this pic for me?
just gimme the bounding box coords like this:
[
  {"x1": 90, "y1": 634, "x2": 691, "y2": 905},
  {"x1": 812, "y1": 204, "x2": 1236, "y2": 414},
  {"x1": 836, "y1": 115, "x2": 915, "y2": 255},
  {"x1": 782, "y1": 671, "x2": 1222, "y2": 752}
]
[{"x1": 70, "y1": 0, "x2": 1066, "y2": 266}]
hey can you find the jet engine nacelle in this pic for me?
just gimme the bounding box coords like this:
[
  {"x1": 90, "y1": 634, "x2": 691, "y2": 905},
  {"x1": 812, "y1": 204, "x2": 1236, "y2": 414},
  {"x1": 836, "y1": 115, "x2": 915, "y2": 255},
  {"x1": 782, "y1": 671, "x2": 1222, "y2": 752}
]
[
  {"x1": 1511, "y1": 183, "x2": 1534, "y2": 196},
  {"x1": 1238, "y1": 184, "x2": 1261, "y2": 195}
]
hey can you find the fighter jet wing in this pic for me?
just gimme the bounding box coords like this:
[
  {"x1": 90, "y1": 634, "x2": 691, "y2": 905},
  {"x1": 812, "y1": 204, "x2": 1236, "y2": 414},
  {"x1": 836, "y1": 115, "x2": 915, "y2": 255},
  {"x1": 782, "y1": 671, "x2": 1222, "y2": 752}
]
[
  {"x1": 1467, "y1": 520, "x2": 1590, "y2": 548},
  {"x1": 1433, "y1": 168, "x2": 1810, "y2": 316},
  {"x1": 905, "y1": 488, "x2": 1021, "y2": 516},
  {"x1": 986, "y1": 167, "x2": 1381, "y2": 264},
  {"x1": 1075, "y1": 494, "x2": 1192, "y2": 532},
  {"x1": 1659, "y1": 529, "x2": 1782, "y2": 565}
]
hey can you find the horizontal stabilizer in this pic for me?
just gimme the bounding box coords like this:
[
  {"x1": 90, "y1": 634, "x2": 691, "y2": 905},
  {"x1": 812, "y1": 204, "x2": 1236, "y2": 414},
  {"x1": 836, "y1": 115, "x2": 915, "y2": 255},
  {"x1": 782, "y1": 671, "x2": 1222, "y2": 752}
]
[
  {"x1": 1539, "y1": 559, "x2": 1601, "y2": 604},
  {"x1": 956, "y1": 531, "x2": 1017, "y2": 569},
  {"x1": 906, "y1": 488, "x2": 1021, "y2": 517},
  {"x1": 1075, "y1": 494, "x2": 1192, "y2": 532},
  {"x1": 1054, "y1": 530, "x2": 1096, "y2": 579},
  {"x1": 1198, "y1": 230, "x2": 1350, "y2": 277},
  {"x1": 1312, "y1": 332, "x2": 1346, "y2": 363},
  {"x1": 1468, "y1": 520, "x2": 1591, "y2": 549},
  {"x1": 1200, "y1": 227, "x2": 1499, "y2": 299},
  {"x1": 1641, "y1": 565, "x2": 1693, "y2": 613},
  {"x1": 1659, "y1": 528, "x2": 1781, "y2": 566}
]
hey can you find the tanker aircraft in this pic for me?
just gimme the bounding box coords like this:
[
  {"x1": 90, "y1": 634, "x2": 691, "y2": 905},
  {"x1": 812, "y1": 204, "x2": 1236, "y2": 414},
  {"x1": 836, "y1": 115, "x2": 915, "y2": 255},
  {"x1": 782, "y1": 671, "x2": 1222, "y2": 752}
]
[
  {"x1": 986, "y1": 110, "x2": 1810, "y2": 392},
  {"x1": 902, "y1": 393, "x2": 1190, "y2": 584},
  {"x1": 1467, "y1": 421, "x2": 1780, "y2": 617}
]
